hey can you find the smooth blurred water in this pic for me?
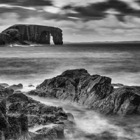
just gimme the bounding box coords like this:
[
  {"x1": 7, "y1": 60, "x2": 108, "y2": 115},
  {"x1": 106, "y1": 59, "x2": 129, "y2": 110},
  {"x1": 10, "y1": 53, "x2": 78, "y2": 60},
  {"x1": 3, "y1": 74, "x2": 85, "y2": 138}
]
[
  {"x1": 0, "y1": 44, "x2": 139, "y2": 87},
  {"x1": 1, "y1": 44, "x2": 139, "y2": 140},
  {"x1": 27, "y1": 95, "x2": 140, "y2": 140}
]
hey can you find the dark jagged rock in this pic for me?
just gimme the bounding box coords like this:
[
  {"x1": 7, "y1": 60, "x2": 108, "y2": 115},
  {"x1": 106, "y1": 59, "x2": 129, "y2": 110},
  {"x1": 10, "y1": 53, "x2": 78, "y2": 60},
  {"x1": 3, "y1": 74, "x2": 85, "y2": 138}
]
[
  {"x1": 0, "y1": 91, "x2": 71, "y2": 139},
  {"x1": 7, "y1": 92, "x2": 68, "y2": 127},
  {"x1": 5, "y1": 114, "x2": 28, "y2": 139},
  {"x1": 0, "y1": 85, "x2": 14, "y2": 101},
  {"x1": 0, "y1": 83, "x2": 9, "y2": 88},
  {"x1": 35, "y1": 124, "x2": 64, "y2": 139},
  {"x1": 8, "y1": 83, "x2": 23, "y2": 91},
  {"x1": 90, "y1": 86, "x2": 140, "y2": 115},
  {"x1": 33, "y1": 68, "x2": 113, "y2": 105},
  {"x1": 0, "y1": 99, "x2": 29, "y2": 140},
  {"x1": 29, "y1": 69, "x2": 140, "y2": 116},
  {"x1": 0, "y1": 81, "x2": 73, "y2": 139},
  {"x1": 0, "y1": 24, "x2": 63, "y2": 45}
]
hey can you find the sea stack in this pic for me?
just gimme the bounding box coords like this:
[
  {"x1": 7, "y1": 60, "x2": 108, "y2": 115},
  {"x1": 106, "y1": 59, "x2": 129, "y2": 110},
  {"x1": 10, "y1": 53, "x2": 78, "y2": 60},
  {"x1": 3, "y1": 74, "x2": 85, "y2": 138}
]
[{"x1": 0, "y1": 24, "x2": 63, "y2": 45}]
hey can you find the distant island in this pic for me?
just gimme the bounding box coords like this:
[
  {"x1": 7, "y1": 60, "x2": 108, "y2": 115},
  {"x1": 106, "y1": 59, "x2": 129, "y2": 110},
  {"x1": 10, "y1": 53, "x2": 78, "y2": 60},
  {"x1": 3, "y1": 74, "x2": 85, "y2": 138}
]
[{"x1": 0, "y1": 24, "x2": 63, "y2": 46}]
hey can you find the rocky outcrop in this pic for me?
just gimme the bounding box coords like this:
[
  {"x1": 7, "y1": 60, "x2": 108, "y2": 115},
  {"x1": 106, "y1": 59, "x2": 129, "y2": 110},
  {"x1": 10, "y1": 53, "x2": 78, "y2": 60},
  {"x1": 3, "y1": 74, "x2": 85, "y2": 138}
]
[
  {"x1": 28, "y1": 69, "x2": 140, "y2": 116},
  {"x1": 7, "y1": 92, "x2": 68, "y2": 127},
  {"x1": 0, "y1": 98, "x2": 28, "y2": 140},
  {"x1": 0, "y1": 24, "x2": 63, "y2": 45},
  {"x1": 35, "y1": 124, "x2": 65, "y2": 139},
  {"x1": 90, "y1": 86, "x2": 140, "y2": 115},
  {"x1": 8, "y1": 83, "x2": 23, "y2": 91},
  {"x1": 0, "y1": 86, "x2": 14, "y2": 101},
  {"x1": 0, "y1": 90, "x2": 72, "y2": 139}
]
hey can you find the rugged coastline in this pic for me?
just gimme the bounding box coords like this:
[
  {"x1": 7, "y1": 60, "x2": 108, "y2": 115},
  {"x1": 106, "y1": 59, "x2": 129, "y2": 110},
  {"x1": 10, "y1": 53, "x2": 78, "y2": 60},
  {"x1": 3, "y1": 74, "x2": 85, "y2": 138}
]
[
  {"x1": 0, "y1": 24, "x2": 63, "y2": 46},
  {"x1": 0, "y1": 84, "x2": 73, "y2": 139},
  {"x1": 28, "y1": 69, "x2": 140, "y2": 116},
  {"x1": 0, "y1": 68, "x2": 140, "y2": 139}
]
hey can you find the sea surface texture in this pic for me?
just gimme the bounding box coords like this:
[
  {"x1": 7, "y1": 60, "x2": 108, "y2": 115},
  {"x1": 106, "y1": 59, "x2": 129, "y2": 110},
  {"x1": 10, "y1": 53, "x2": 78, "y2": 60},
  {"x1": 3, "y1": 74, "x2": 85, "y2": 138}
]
[
  {"x1": 1, "y1": 44, "x2": 140, "y2": 140},
  {"x1": 0, "y1": 44, "x2": 139, "y2": 86}
]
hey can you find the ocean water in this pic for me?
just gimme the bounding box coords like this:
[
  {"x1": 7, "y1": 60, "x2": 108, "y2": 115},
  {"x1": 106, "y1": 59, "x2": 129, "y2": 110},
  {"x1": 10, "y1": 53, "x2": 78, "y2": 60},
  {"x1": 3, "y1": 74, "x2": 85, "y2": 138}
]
[
  {"x1": 1, "y1": 44, "x2": 140, "y2": 140},
  {"x1": 0, "y1": 44, "x2": 140, "y2": 87},
  {"x1": 28, "y1": 95, "x2": 140, "y2": 140}
]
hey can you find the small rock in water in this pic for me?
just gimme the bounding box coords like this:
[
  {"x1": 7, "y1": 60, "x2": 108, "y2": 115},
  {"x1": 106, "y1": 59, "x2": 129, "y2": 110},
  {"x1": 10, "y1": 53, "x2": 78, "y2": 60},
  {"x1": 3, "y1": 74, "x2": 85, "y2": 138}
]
[
  {"x1": 8, "y1": 83, "x2": 23, "y2": 91},
  {"x1": 28, "y1": 84, "x2": 35, "y2": 87},
  {"x1": 0, "y1": 83, "x2": 9, "y2": 88}
]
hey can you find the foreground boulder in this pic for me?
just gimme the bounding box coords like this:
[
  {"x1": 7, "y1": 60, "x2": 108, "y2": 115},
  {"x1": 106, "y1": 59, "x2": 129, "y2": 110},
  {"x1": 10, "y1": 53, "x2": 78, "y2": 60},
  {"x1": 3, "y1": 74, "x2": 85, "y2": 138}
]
[
  {"x1": 90, "y1": 86, "x2": 140, "y2": 115},
  {"x1": 0, "y1": 86, "x2": 14, "y2": 101},
  {"x1": 0, "y1": 99, "x2": 29, "y2": 140},
  {"x1": 35, "y1": 124, "x2": 64, "y2": 140},
  {"x1": 0, "y1": 91, "x2": 72, "y2": 139},
  {"x1": 29, "y1": 69, "x2": 140, "y2": 116},
  {"x1": 0, "y1": 24, "x2": 63, "y2": 45},
  {"x1": 7, "y1": 92, "x2": 68, "y2": 127}
]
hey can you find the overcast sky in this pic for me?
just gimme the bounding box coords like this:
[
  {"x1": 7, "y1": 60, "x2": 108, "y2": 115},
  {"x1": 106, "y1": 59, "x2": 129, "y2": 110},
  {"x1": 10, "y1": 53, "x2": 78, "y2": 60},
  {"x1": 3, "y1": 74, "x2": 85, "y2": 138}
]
[{"x1": 0, "y1": 0, "x2": 140, "y2": 42}]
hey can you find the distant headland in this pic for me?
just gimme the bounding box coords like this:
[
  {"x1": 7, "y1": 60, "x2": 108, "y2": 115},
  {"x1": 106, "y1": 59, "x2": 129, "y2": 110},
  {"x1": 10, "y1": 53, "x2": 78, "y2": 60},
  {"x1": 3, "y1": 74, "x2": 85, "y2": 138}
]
[{"x1": 0, "y1": 24, "x2": 63, "y2": 46}]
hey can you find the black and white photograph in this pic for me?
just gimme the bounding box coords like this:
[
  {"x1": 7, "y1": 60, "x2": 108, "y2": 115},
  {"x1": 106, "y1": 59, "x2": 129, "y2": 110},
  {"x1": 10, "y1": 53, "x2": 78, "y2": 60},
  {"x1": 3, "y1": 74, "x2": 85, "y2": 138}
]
[{"x1": 0, "y1": 0, "x2": 140, "y2": 139}]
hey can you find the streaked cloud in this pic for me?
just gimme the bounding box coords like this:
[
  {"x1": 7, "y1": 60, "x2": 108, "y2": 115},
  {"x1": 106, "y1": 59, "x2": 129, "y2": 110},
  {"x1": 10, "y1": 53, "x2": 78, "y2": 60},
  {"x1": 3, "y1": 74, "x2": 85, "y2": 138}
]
[
  {"x1": 0, "y1": 0, "x2": 140, "y2": 42},
  {"x1": 0, "y1": 4, "x2": 36, "y2": 10},
  {"x1": 43, "y1": 6, "x2": 60, "y2": 13},
  {"x1": 0, "y1": 0, "x2": 52, "y2": 6}
]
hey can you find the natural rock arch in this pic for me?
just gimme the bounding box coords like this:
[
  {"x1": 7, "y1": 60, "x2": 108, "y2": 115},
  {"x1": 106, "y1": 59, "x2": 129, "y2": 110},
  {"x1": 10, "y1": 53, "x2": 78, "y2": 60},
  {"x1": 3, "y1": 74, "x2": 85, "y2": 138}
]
[
  {"x1": 0, "y1": 24, "x2": 63, "y2": 45},
  {"x1": 38, "y1": 31, "x2": 50, "y2": 44}
]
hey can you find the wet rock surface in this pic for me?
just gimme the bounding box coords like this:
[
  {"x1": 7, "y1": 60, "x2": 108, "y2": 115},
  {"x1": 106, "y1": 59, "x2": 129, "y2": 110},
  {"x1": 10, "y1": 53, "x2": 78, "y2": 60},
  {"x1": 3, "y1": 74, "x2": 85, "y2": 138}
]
[
  {"x1": 7, "y1": 92, "x2": 68, "y2": 127},
  {"x1": 0, "y1": 99, "x2": 29, "y2": 140},
  {"x1": 35, "y1": 124, "x2": 65, "y2": 139},
  {"x1": 8, "y1": 83, "x2": 23, "y2": 91},
  {"x1": 0, "y1": 84, "x2": 71, "y2": 139},
  {"x1": 0, "y1": 69, "x2": 140, "y2": 139},
  {"x1": 29, "y1": 68, "x2": 140, "y2": 116},
  {"x1": 0, "y1": 85, "x2": 14, "y2": 101}
]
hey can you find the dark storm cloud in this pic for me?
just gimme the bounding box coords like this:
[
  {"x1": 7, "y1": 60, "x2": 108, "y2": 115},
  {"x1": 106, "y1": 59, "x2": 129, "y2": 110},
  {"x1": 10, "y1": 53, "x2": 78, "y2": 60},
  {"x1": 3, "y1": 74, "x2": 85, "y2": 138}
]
[
  {"x1": 136, "y1": 0, "x2": 140, "y2": 4},
  {"x1": 63, "y1": 0, "x2": 140, "y2": 21},
  {"x1": 108, "y1": 0, "x2": 139, "y2": 15},
  {"x1": 74, "y1": 2, "x2": 109, "y2": 20},
  {"x1": 0, "y1": 0, "x2": 52, "y2": 6}
]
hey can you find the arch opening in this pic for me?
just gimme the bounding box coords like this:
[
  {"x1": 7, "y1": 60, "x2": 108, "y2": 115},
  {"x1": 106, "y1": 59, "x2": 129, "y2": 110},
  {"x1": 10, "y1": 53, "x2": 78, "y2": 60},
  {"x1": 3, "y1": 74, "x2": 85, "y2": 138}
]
[
  {"x1": 50, "y1": 35, "x2": 53, "y2": 45},
  {"x1": 50, "y1": 31, "x2": 63, "y2": 45}
]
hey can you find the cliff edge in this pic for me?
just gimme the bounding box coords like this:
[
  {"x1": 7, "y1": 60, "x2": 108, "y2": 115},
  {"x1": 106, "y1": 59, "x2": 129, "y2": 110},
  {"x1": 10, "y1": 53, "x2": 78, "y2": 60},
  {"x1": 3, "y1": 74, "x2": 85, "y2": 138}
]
[{"x1": 0, "y1": 24, "x2": 63, "y2": 45}]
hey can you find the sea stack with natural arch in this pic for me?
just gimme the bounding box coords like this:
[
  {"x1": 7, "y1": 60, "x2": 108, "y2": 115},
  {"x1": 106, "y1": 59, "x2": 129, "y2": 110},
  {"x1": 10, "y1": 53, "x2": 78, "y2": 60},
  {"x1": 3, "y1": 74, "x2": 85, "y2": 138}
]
[{"x1": 0, "y1": 24, "x2": 63, "y2": 45}]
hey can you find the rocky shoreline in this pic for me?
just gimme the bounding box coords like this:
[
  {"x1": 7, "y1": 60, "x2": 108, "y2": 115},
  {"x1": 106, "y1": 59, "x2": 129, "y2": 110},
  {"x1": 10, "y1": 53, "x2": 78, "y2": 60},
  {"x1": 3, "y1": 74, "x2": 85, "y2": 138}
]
[
  {"x1": 0, "y1": 68, "x2": 140, "y2": 139},
  {"x1": 0, "y1": 83, "x2": 73, "y2": 139},
  {"x1": 28, "y1": 69, "x2": 140, "y2": 116}
]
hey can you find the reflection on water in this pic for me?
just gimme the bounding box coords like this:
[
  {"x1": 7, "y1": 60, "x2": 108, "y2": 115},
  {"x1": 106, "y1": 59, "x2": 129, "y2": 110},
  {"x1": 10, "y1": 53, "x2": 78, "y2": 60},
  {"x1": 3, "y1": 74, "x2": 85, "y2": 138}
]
[{"x1": 27, "y1": 95, "x2": 140, "y2": 140}]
